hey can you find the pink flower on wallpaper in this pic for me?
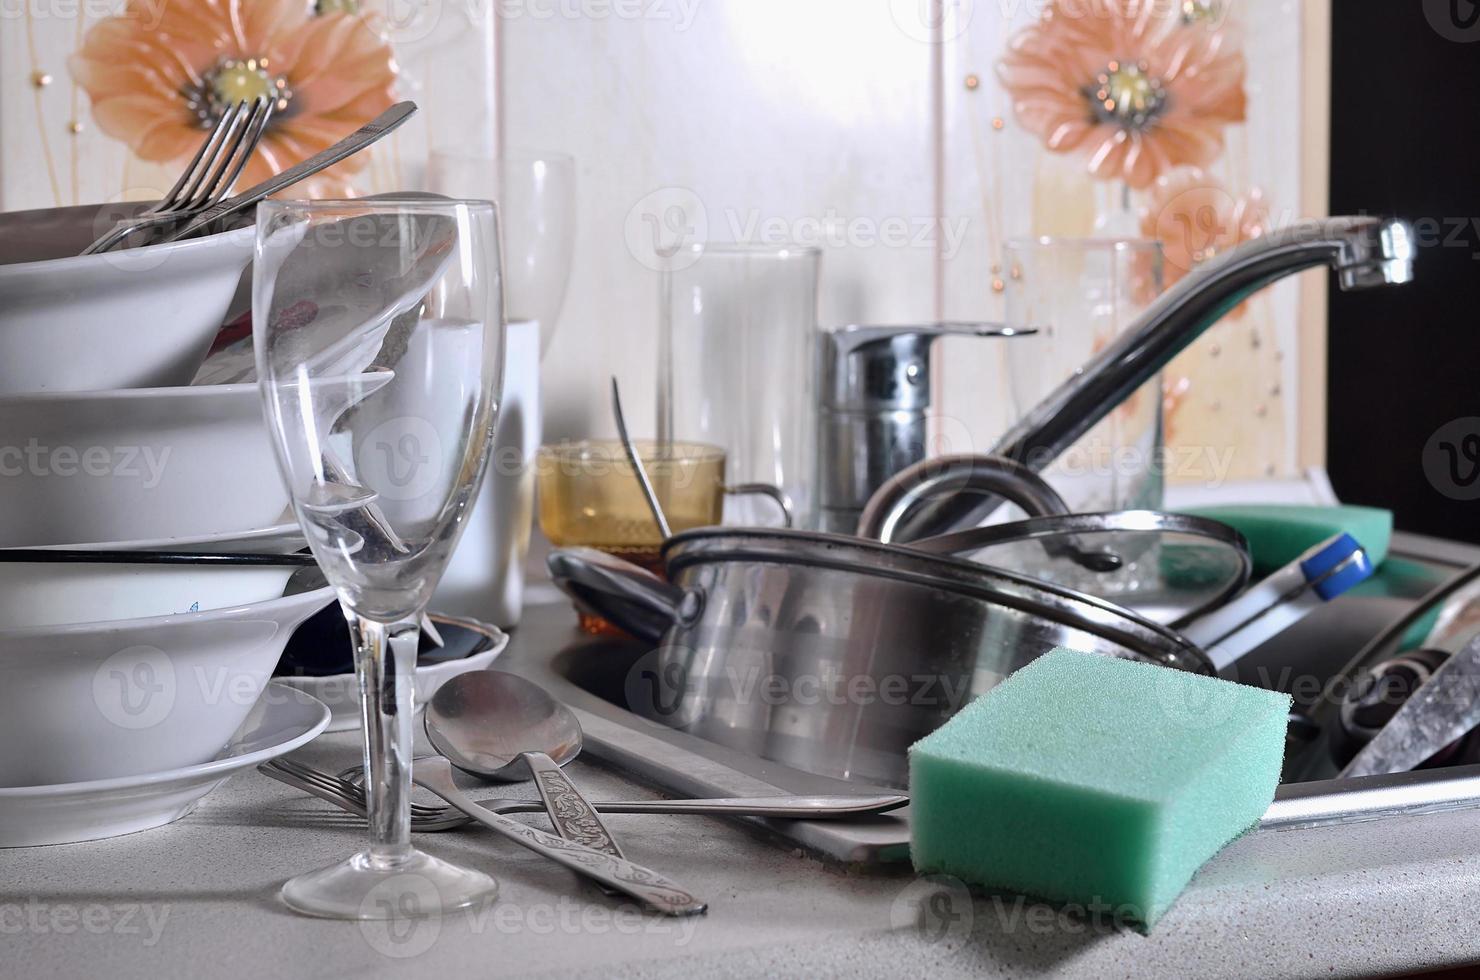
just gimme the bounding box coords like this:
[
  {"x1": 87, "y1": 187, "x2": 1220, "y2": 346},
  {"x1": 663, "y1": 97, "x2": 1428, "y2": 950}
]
[
  {"x1": 997, "y1": 0, "x2": 1247, "y2": 189},
  {"x1": 1140, "y1": 167, "x2": 1269, "y2": 304},
  {"x1": 69, "y1": 0, "x2": 397, "y2": 197}
]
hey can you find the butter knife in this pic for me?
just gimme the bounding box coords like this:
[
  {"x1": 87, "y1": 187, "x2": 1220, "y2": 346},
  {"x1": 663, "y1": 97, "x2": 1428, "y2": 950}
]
[{"x1": 1340, "y1": 631, "x2": 1480, "y2": 778}]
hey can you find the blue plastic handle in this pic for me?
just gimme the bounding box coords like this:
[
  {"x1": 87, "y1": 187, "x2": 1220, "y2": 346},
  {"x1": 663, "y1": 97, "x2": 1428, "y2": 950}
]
[{"x1": 1298, "y1": 532, "x2": 1375, "y2": 601}]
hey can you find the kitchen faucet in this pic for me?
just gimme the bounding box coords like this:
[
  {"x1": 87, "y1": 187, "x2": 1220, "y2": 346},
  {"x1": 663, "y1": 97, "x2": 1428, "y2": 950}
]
[{"x1": 891, "y1": 215, "x2": 1417, "y2": 541}]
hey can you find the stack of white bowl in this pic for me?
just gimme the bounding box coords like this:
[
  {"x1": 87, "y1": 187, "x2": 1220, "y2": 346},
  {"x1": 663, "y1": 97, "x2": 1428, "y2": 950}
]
[{"x1": 0, "y1": 203, "x2": 335, "y2": 846}]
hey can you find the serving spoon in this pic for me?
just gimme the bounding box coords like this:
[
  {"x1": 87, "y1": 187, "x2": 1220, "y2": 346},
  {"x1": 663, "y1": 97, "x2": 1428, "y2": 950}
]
[{"x1": 425, "y1": 671, "x2": 622, "y2": 858}]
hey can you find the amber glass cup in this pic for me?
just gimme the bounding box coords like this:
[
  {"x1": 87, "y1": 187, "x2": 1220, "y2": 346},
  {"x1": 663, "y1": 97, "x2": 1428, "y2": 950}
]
[{"x1": 538, "y1": 440, "x2": 724, "y2": 632}]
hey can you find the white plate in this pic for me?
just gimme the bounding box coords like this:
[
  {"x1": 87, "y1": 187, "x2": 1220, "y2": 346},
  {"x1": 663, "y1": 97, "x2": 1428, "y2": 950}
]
[
  {"x1": 277, "y1": 616, "x2": 509, "y2": 732},
  {"x1": 0, "y1": 682, "x2": 329, "y2": 847},
  {"x1": 37, "y1": 523, "x2": 305, "y2": 555}
]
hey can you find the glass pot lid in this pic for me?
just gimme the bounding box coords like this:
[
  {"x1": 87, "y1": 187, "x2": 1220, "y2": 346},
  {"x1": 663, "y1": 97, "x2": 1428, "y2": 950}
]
[{"x1": 906, "y1": 511, "x2": 1251, "y2": 628}]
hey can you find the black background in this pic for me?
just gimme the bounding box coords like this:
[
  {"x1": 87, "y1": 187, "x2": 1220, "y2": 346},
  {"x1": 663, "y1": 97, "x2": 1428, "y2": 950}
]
[{"x1": 1328, "y1": 2, "x2": 1480, "y2": 541}]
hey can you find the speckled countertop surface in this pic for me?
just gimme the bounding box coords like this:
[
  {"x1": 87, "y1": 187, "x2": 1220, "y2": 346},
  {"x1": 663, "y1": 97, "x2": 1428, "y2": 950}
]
[{"x1": 9, "y1": 594, "x2": 1480, "y2": 979}]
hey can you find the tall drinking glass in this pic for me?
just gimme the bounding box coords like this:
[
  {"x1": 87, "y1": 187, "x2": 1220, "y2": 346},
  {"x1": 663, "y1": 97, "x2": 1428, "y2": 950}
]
[
  {"x1": 253, "y1": 198, "x2": 504, "y2": 919},
  {"x1": 1002, "y1": 237, "x2": 1165, "y2": 513},
  {"x1": 657, "y1": 243, "x2": 820, "y2": 527}
]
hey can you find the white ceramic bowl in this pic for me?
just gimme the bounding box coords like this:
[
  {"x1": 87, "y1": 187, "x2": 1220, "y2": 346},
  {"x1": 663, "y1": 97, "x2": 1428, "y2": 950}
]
[
  {"x1": 0, "y1": 559, "x2": 304, "y2": 630},
  {"x1": 0, "y1": 383, "x2": 290, "y2": 548},
  {"x1": 0, "y1": 203, "x2": 254, "y2": 395},
  {"x1": 0, "y1": 682, "x2": 330, "y2": 847},
  {"x1": 0, "y1": 585, "x2": 335, "y2": 787}
]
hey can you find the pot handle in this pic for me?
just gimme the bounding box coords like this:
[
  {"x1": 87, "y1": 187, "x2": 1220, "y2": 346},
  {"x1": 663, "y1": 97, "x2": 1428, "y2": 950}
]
[
  {"x1": 857, "y1": 453, "x2": 1072, "y2": 543},
  {"x1": 547, "y1": 547, "x2": 703, "y2": 644}
]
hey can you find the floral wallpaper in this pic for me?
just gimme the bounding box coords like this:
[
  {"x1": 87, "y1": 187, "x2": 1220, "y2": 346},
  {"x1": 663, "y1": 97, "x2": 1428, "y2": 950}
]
[
  {"x1": 998, "y1": 0, "x2": 1247, "y2": 191},
  {"x1": 0, "y1": 0, "x2": 496, "y2": 209},
  {"x1": 68, "y1": 0, "x2": 397, "y2": 198},
  {"x1": 939, "y1": 0, "x2": 1302, "y2": 483},
  {"x1": 0, "y1": 0, "x2": 1311, "y2": 481}
]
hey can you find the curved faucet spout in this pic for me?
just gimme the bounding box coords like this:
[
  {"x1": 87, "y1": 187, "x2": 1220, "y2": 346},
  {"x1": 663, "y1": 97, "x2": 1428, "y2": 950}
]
[{"x1": 895, "y1": 215, "x2": 1415, "y2": 541}]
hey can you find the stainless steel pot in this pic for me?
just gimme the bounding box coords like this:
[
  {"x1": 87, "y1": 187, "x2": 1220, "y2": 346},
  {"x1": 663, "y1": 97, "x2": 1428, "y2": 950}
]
[{"x1": 548, "y1": 528, "x2": 1211, "y2": 788}]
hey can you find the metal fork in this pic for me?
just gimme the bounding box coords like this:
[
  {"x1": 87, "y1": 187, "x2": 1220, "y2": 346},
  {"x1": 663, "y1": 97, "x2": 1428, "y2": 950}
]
[
  {"x1": 259, "y1": 756, "x2": 909, "y2": 833},
  {"x1": 81, "y1": 97, "x2": 274, "y2": 255}
]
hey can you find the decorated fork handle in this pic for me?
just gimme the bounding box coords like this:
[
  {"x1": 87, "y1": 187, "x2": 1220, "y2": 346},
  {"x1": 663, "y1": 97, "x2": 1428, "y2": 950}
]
[{"x1": 413, "y1": 772, "x2": 707, "y2": 917}]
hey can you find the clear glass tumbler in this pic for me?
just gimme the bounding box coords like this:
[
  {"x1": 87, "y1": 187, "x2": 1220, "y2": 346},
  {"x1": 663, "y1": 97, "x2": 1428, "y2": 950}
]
[
  {"x1": 253, "y1": 198, "x2": 504, "y2": 919},
  {"x1": 1002, "y1": 237, "x2": 1166, "y2": 513},
  {"x1": 657, "y1": 243, "x2": 820, "y2": 527}
]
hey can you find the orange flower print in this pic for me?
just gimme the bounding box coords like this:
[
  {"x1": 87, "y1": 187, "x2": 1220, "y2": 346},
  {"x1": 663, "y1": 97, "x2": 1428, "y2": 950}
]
[
  {"x1": 70, "y1": 0, "x2": 396, "y2": 198},
  {"x1": 998, "y1": 0, "x2": 1247, "y2": 189}
]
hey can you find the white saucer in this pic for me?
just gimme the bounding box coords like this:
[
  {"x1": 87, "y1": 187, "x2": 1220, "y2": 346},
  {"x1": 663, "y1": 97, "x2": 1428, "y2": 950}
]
[
  {"x1": 277, "y1": 615, "x2": 509, "y2": 732},
  {"x1": 0, "y1": 682, "x2": 329, "y2": 847}
]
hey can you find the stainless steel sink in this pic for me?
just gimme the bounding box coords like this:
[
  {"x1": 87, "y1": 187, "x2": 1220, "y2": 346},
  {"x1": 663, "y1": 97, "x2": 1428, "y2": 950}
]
[{"x1": 506, "y1": 530, "x2": 1480, "y2": 863}]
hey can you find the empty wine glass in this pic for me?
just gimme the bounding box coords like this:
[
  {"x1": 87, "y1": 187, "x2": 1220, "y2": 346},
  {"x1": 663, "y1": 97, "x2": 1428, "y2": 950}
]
[
  {"x1": 253, "y1": 198, "x2": 505, "y2": 919},
  {"x1": 426, "y1": 149, "x2": 575, "y2": 357}
]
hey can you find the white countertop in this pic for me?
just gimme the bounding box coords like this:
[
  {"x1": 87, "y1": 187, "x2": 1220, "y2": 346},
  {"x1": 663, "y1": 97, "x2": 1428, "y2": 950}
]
[{"x1": 9, "y1": 594, "x2": 1480, "y2": 979}]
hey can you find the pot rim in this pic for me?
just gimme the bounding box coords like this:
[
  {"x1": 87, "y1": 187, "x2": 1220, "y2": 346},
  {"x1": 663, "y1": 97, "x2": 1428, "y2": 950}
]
[{"x1": 660, "y1": 526, "x2": 1214, "y2": 675}]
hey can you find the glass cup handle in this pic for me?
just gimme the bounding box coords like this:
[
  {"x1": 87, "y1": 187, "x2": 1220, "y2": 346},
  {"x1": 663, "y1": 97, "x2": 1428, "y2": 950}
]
[{"x1": 725, "y1": 483, "x2": 793, "y2": 528}]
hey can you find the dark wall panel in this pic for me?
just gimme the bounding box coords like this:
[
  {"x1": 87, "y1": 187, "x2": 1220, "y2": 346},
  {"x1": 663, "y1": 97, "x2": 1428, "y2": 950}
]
[{"x1": 1328, "y1": 1, "x2": 1480, "y2": 542}]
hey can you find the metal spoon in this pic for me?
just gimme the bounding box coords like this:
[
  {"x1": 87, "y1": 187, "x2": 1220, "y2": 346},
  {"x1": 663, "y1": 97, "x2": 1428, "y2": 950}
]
[
  {"x1": 610, "y1": 377, "x2": 671, "y2": 539},
  {"x1": 425, "y1": 670, "x2": 623, "y2": 858}
]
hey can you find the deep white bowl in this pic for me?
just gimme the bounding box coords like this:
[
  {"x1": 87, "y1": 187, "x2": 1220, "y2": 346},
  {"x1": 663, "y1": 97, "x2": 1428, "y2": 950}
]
[
  {"x1": 0, "y1": 383, "x2": 289, "y2": 548},
  {"x1": 0, "y1": 559, "x2": 304, "y2": 630},
  {"x1": 0, "y1": 585, "x2": 335, "y2": 787},
  {"x1": 0, "y1": 203, "x2": 254, "y2": 395}
]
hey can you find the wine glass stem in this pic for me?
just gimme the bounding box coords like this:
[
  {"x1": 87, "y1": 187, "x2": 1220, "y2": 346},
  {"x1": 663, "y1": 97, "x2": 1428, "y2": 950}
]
[{"x1": 350, "y1": 612, "x2": 421, "y2": 868}]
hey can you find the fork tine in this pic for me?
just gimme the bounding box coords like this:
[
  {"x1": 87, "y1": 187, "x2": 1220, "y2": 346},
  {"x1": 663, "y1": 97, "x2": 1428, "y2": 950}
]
[
  {"x1": 259, "y1": 760, "x2": 368, "y2": 817},
  {"x1": 272, "y1": 756, "x2": 449, "y2": 817},
  {"x1": 154, "y1": 101, "x2": 244, "y2": 213},
  {"x1": 176, "y1": 100, "x2": 253, "y2": 211},
  {"x1": 189, "y1": 97, "x2": 272, "y2": 211},
  {"x1": 209, "y1": 97, "x2": 274, "y2": 203}
]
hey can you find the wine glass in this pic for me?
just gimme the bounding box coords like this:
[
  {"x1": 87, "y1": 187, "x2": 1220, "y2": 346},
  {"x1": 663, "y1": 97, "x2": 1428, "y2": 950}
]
[
  {"x1": 426, "y1": 149, "x2": 575, "y2": 357},
  {"x1": 253, "y1": 198, "x2": 504, "y2": 919}
]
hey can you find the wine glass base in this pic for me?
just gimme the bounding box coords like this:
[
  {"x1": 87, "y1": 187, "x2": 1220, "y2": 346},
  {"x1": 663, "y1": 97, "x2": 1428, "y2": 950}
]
[{"x1": 280, "y1": 848, "x2": 497, "y2": 920}]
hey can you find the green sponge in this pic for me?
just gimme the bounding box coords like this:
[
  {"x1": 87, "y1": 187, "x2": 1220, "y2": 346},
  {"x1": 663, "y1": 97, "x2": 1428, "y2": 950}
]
[
  {"x1": 909, "y1": 648, "x2": 1290, "y2": 928},
  {"x1": 1182, "y1": 504, "x2": 1392, "y2": 577}
]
